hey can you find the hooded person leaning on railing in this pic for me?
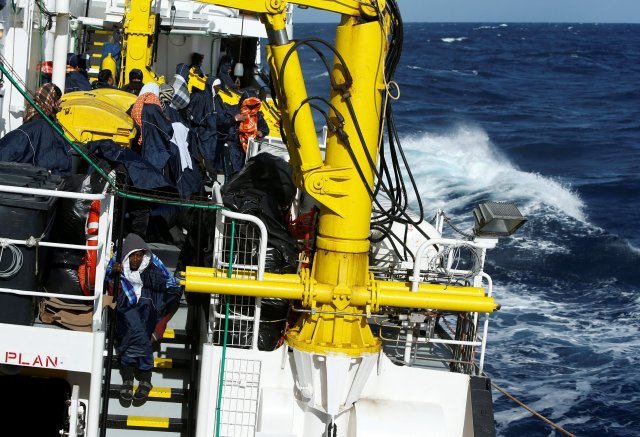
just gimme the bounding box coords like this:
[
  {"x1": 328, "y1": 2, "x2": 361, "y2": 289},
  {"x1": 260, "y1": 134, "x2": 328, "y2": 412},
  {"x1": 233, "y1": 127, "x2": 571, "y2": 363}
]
[{"x1": 0, "y1": 83, "x2": 72, "y2": 175}]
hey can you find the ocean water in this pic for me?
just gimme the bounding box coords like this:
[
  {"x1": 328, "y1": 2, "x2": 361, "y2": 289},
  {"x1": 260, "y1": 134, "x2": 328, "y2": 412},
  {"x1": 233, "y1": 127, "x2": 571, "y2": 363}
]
[{"x1": 291, "y1": 22, "x2": 640, "y2": 436}]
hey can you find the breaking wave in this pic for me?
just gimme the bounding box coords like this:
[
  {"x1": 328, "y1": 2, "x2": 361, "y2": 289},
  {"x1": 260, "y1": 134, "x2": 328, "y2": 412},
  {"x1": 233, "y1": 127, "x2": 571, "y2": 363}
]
[{"x1": 399, "y1": 125, "x2": 586, "y2": 222}]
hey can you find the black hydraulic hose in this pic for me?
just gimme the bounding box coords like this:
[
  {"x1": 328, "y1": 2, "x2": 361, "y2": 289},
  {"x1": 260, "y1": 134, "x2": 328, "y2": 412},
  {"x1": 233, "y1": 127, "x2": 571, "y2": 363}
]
[{"x1": 99, "y1": 195, "x2": 127, "y2": 435}]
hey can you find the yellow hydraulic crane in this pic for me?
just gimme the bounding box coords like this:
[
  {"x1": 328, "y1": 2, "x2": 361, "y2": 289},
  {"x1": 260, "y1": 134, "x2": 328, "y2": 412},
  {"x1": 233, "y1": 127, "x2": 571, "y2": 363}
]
[{"x1": 178, "y1": 0, "x2": 499, "y2": 358}]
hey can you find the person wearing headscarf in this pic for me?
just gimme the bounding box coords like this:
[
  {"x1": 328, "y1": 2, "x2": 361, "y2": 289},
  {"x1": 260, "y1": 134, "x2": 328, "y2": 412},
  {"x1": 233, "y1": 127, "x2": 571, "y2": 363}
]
[
  {"x1": 64, "y1": 53, "x2": 92, "y2": 93},
  {"x1": 159, "y1": 83, "x2": 202, "y2": 198},
  {"x1": 225, "y1": 89, "x2": 269, "y2": 175},
  {"x1": 171, "y1": 71, "x2": 191, "y2": 117},
  {"x1": 0, "y1": 83, "x2": 72, "y2": 175},
  {"x1": 106, "y1": 233, "x2": 182, "y2": 402},
  {"x1": 130, "y1": 82, "x2": 174, "y2": 172}
]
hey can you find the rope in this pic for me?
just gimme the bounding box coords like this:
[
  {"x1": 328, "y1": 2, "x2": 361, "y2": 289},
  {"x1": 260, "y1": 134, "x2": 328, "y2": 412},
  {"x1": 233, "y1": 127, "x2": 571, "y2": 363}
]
[
  {"x1": 440, "y1": 316, "x2": 576, "y2": 436},
  {"x1": 0, "y1": 239, "x2": 23, "y2": 278},
  {"x1": 491, "y1": 381, "x2": 577, "y2": 437},
  {"x1": 215, "y1": 219, "x2": 235, "y2": 437}
]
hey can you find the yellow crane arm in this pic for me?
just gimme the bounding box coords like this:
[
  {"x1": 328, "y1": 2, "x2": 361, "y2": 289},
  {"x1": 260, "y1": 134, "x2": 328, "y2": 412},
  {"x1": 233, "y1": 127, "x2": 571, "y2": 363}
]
[
  {"x1": 196, "y1": 0, "x2": 383, "y2": 18},
  {"x1": 180, "y1": 0, "x2": 498, "y2": 358}
]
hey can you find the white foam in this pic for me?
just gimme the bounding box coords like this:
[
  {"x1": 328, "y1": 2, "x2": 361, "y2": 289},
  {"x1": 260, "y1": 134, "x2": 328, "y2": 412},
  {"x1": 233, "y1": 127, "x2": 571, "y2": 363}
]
[
  {"x1": 399, "y1": 125, "x2": 587, "y2": 222},
  {"x1": 440, "y1": 37, "x2": 468, "y2": 43}
]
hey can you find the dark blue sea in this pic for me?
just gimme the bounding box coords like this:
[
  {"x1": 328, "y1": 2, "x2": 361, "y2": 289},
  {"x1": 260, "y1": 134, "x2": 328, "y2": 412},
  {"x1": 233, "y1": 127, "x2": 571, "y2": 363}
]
[{"x1": 291, "y1": 22, "x2": 640, "y2": 436}]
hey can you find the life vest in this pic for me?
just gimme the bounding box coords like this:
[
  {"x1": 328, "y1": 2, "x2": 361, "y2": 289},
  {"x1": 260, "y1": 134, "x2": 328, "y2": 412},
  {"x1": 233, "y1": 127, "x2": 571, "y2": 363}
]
[
  {"x1": 78, "y1": 200, "x2": 100, "y2": 296},
  {"x1": 238, "y1": 96, "x2": 262, "y2": 153}
]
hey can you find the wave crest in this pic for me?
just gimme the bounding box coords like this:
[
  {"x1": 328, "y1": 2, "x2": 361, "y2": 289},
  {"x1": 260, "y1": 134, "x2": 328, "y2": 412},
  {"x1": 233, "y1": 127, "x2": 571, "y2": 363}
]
[{"x1": 400, "y1": 125, "x2": 586, "y2": 222}]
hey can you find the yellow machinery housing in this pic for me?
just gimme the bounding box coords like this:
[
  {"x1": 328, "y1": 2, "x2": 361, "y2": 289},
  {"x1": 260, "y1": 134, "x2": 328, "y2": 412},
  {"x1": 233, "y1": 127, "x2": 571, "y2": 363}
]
[{"x1": 58, "y1": 89, "x2": 137, "y2": 147}]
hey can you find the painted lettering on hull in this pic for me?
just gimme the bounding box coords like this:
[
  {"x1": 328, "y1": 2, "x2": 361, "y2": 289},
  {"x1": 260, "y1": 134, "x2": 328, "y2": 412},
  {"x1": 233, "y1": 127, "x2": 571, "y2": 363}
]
[{"x1": 2, "y1": 352, "x2": 60, "y2": 368}]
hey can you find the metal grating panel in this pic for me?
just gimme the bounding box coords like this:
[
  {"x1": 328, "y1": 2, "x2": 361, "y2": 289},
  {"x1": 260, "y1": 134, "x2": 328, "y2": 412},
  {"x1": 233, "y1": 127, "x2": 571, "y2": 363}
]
[
  {"x1": 214, "y1": 219, "x2": 263, "y2": 279},
  {"x1": 211, "y1": 209, "x2": 265, "y2": 349},
  {"x1": 218, "y1": 358, "x2": 261, "y2": 437},
  {"x1": 212, "y1": 294, "x2": 257, "y2": 348}
]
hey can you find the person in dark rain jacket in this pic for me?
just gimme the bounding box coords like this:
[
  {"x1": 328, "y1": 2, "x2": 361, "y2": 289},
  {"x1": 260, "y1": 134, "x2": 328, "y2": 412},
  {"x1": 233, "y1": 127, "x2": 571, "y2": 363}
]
[
  {"x1": 0, "y1": 83, "x2": 72, "y2": 175},
  {"x1": 159, "y1": 83, "x2": 202, "y2": 198},
  {"x1": 188, "y1": 76, "x2": 218, "y2": 178},
  {"x1": 225, "y1": 89, "x2": 269, "y2": 175},
  {"x1": 217, "y1": 54, "x2": 235, "y2": 89},
  {"x1": 91, "y1": 69, "x2": 115, "y2": 89},
  {"x1": 211, "y1": 78, "x2": 240, "y2": 173},
  {"x1": 106, "y1": 233, "x2": 182, "y2": 401},
  {"x1": 121, "y1": 69, "x2": 145, "y2": 96},
  {"x1": 64, "y1": 53, "x2": 92, "y2": 93},
  {"x1": 130, "y1": 82, "x2": 174, "y2": 173}
]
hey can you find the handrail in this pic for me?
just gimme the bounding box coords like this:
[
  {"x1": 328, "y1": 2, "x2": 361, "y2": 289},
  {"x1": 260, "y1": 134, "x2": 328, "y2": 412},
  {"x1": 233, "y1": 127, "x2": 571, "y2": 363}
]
[
  {"x1": 0, "y1": 287, "x2": 102, "y2": 301},
  {"x1": 407, "y1": 236, "x2": 496, "y2": 374},
  {"x1": 0, "y1": 185, "x2": 114, "y2": 311},
  {"x1": 0, "y1": 239, "x2": 104, "y2": 251},
  {"x1": 211, "y1": 182, "x2": 269, "y2": 351},
  {"x1": 411, "y1": 238, "x2": 494, "y2": 291},
  {"x1": 212, "y1": 182, "x2": 268, "y2": 281},
  {"x1": 0, "y1": 184, "x2": 107, "y2": 200}
]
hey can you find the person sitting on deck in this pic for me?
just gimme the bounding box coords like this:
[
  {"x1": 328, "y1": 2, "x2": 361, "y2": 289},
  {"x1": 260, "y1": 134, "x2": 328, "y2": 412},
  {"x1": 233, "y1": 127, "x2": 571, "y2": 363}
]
[
  {"x1": 106, "y1": 233, "x2": 182, "y2": 402},
  {"x1": 0, "y1": 83, "x2": 72, "y2": 175},
  {"x1": 64, "y1": 53, "x2": 92, "y2": 93},
  {"x1": 189, "y1": 52, "x2": 205, "y2": 77},
  {"x1": 91, "y1": 69, "x2": 115, "y2": 89},
  {"x1": 121, "y1": 68, "x2": 144, "y2": 96}
]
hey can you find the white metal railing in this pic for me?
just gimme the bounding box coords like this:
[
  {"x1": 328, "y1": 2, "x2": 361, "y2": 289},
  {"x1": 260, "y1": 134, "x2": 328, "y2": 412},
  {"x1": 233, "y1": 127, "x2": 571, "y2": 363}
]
[
  {"x1": 210, "y1": 182, "x2": 268, "y2": 351},
  {"x1": 406, "y1": 236, "x2": 497, "y2": 375},
  {"x1": 0, "y1": 183, "x2": 115, "y2": 329}
]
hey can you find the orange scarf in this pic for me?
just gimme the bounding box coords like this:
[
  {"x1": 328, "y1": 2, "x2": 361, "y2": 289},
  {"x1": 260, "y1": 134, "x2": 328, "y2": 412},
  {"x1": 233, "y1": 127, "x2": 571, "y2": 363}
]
[
  {"x1": 238, "y1": 96, "x2": 262, "y2": 152},
  {"x1": 131, "y1": 92, "x2": 163, "y2": 145}
]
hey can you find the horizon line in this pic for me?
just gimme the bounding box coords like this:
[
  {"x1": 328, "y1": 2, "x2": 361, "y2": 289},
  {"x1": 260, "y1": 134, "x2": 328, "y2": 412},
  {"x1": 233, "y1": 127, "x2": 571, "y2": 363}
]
[{"x1": 295, "y1": 20, "x2": 640, "y2": 25}]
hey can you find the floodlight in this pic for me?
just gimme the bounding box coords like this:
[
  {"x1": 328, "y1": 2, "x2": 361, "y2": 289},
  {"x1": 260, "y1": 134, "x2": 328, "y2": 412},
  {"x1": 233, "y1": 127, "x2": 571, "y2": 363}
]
[{"x1": 473, "y1": 202, "x2": 527, "y2": 237}]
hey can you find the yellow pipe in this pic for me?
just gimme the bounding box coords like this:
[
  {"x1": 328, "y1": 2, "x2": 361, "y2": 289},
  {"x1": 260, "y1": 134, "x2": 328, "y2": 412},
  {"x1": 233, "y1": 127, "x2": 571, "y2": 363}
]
[
  {"x1": 183, "y1": 275, "x2": 304, "y2": 300},
  {"x1": 380, "y1": 281, "x2": 486, "y2": 297},
  {"x1": 184, "y1": 266, "x2": 301, "y2": 283},
  {"x1": 182, "y1": 274, "x2": 498, "y2": 313}
]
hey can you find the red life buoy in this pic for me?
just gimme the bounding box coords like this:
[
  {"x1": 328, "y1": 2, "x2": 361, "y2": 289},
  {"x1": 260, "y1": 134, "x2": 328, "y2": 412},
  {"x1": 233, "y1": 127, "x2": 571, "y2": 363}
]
[{"x1": 78, "y1": 200, "x2": 100, "y2": 296}]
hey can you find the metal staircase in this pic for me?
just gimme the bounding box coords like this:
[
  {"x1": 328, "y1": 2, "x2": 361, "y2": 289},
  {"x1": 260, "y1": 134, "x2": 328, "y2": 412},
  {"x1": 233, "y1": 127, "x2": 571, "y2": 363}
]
[{"x1": 101, "y1": 244, "x2": 200, "y2": 437}]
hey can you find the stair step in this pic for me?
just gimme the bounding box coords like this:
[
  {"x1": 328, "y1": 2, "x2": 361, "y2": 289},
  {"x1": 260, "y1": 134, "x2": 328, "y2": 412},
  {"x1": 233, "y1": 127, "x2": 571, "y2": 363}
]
[
  {"x1": 111, "y1": 357, "x2": 190, "y2": 370},
  {"x1": 106, "y1": 414, "x2": 184, "y2": 432},
  {"x1": 161, "y1": 328, "x2": 188, "y2": 344},
  {"x1": 110, "y1": 385, "x2": 187, "y2": 402}
]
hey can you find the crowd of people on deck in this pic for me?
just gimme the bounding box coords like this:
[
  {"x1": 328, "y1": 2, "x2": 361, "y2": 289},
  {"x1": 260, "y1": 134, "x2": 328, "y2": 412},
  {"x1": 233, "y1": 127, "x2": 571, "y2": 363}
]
[
  {"x1": 0, "y1": 49, "x2": 274, "y2": 401},
  {"x1": 0, "y1": 49, "x2": 270, "y2": 211}
]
